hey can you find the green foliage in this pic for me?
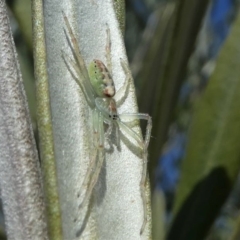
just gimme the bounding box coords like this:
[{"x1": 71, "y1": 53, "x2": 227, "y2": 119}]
[{"x1": 169, "y1": 9, "x2": 240, "y2": 240}]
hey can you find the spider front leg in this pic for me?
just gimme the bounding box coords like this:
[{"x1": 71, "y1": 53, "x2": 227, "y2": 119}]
[
  {"x1": 118, "y1": 113, "x2": 152, "y2": 234},
  {"x1": 119, "y1": 113, "x2": 152, "y2": 152}
]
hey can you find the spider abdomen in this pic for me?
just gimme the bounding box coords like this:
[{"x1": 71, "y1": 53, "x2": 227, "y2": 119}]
[{"x1": 88, "y1": 59, "x2": 115, "y2": 98}]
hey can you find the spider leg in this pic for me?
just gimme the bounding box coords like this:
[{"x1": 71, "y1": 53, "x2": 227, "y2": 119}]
[
  {"x1": 115, "y1": 60, "x2": 131, "y2": 106},
  {"x1": 62, "y1": 51, "x2": 95, "y2": 108},
  {"x1": 140, "y1": 151, "x2": 149, "y2": 235},
  {"x1": 120, "y1": 113, "x2": 152, "y2": 150},
  {"x1": 103, "y1": 118, "x2": 114, "y2": 147},
  {"x1": 117, "y1": 121, "x2": 144, "y2": 149},
  {"x1": 115, "y1": 122, "x2": 121, "y2": 149},
  {"x1": 118, "y1": 113, "x2": 152, "y2": 234},
  {"x1": 105, "y1": 24, "x2": 112, "y2": 76},
  {"x1": 62, "y1": 12, "x2": 95, "y2": 101},
  {"x1": 76, "y1": 109, "x2": 99, "y2": 201},
  {"x1": 78, "y1": 113, "x2": 105, "y2": 210},
  {"x1": 103, "y1": 118, "x2": 112, "y2": 138},
  {"x1": 63, "y1": 11, "x2": 88, "y2": 79}
]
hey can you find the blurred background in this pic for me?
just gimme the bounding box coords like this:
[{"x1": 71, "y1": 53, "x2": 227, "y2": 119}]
[{"x1": 3, "y1": 0, "x2": 240, "y2": 239}]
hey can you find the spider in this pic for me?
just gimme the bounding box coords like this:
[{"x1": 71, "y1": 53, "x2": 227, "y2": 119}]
[{"x1": 62, "y1": 12, "x2": 152, "y2": 235}]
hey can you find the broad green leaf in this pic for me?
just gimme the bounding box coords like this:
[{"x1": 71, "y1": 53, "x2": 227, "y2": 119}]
[{"x1": 169, "y1": 11, "x2": 240, "y2": 240}]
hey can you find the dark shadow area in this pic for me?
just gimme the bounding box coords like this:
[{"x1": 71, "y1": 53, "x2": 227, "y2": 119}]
[
  {"x1": 75, "y1": 196, "x2": 94, "y2": 238},
  {"x1": 167, "y1": 167, "x2": 231, "y2": 240}
]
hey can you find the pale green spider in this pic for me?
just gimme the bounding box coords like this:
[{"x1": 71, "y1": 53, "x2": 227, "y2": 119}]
[{"x1": 62, "y1": 12, "x2": 152, "y2": 235}]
